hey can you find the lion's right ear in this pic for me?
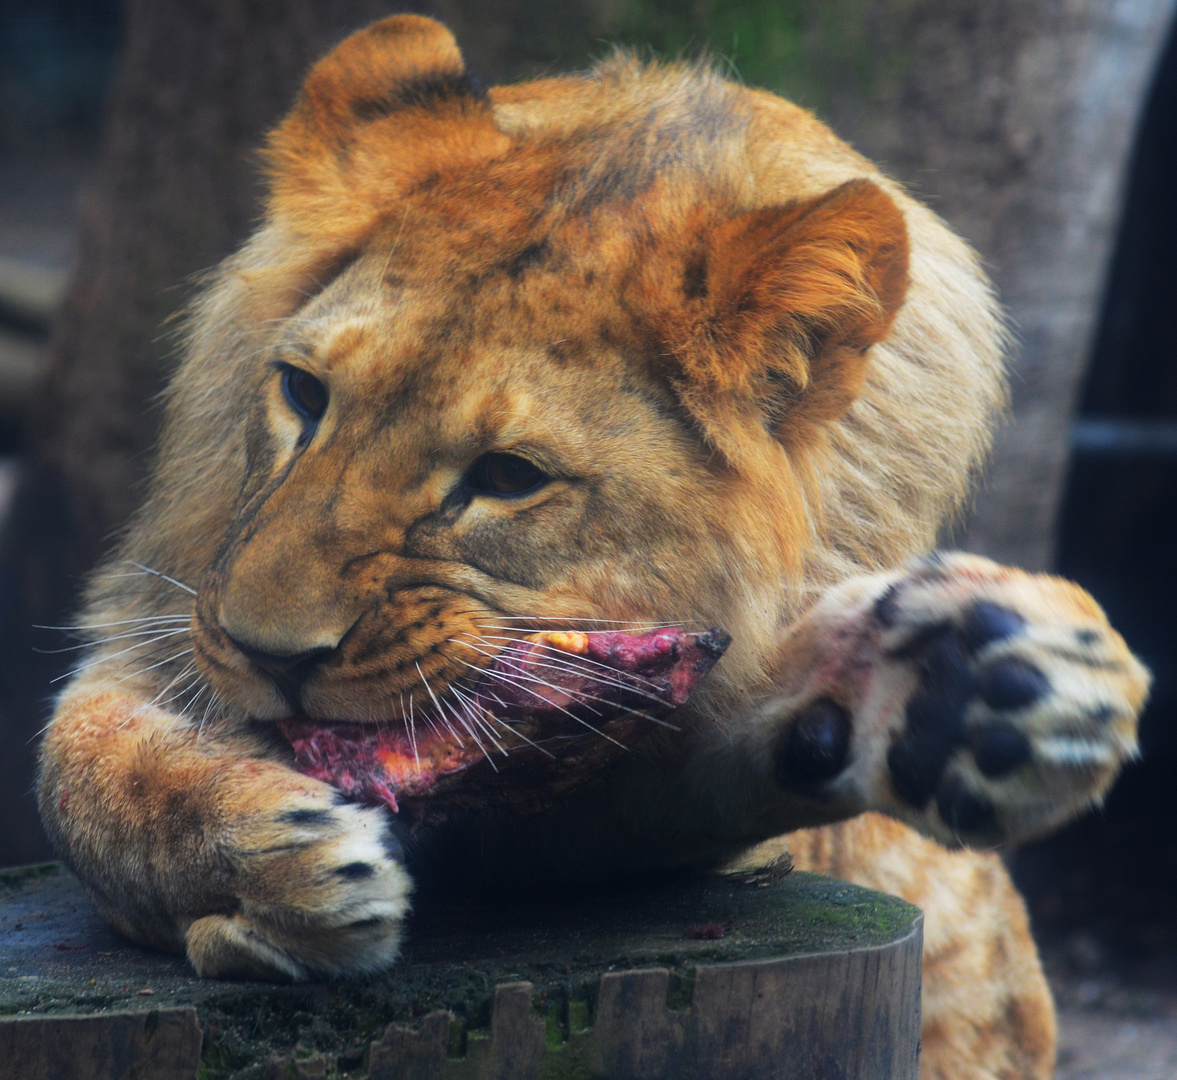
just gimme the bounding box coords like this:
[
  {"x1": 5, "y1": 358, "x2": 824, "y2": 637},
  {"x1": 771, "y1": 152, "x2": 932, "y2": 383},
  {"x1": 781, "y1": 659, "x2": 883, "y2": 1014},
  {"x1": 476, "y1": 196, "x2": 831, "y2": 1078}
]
[
  {"x1": 664, "y1": 179, "x2": 908, "y2": 464},
  {"x1": 264, "y1": 16, "x2": 508, "y2": 246}
]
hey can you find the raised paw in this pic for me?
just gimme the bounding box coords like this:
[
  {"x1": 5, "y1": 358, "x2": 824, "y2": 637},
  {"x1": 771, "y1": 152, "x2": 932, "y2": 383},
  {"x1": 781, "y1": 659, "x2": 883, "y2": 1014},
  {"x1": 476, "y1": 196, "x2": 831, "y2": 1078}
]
[
  {"x1": 185, "y1": 772, "x2": 411, "y2": 981},
  {"x1": 769, "y1": 552, "x2": 1150, "y2": 847}
]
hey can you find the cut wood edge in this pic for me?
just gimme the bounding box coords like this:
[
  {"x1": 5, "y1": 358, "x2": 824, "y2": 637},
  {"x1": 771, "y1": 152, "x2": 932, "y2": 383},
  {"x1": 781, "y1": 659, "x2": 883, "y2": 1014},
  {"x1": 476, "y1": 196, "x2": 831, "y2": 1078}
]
[
  {"x1": 281, "y1": 918, "x2": 924, "y2": 1080},
  {"x1": 0, "y1": 1007, "x2": 202, "y2": 1080}
]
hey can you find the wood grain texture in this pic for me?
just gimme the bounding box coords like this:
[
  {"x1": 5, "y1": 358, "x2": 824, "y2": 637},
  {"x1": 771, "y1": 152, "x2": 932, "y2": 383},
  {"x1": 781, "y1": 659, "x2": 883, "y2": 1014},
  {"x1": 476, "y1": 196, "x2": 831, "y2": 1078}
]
[
  {"x1": 0, "y1": 1008, "x2": 201, "y2": 1080},
  {"x1": 359, "y1": 929, "x2": 923, "y2": 1080}
]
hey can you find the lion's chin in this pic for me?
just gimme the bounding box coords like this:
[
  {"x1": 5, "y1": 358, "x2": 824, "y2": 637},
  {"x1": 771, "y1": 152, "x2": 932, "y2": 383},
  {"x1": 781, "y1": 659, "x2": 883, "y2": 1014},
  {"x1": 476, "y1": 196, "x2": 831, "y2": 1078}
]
[{"x1": 277, "y1": 626, "x2": 730, "y2": 821}]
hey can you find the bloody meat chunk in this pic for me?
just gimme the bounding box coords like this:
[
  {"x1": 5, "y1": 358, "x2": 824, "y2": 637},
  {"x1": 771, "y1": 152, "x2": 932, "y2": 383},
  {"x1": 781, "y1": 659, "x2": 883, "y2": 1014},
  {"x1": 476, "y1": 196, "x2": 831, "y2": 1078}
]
[{"x1": 278, "y1": 627, "x2": 729, "y2": 821}]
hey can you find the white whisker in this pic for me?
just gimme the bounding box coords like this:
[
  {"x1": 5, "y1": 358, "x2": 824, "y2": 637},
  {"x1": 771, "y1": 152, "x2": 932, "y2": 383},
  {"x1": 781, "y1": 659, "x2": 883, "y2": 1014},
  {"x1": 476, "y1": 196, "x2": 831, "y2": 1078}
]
[
  {"x1": 455, "y1": 644, "x2": 679, "y2": 732},
  {"x1": 417, "y1": 660, "x2": 499, "y2": 766},
  {"x1": 50, "y1": 628, "x2": 192, "y2": 682},
  {"x1": 140, "y1": 669, "x2": 204, "y2": 719},
  {"x1": 450, "y1": 657, "x2": 631, "y2": 749},
  {"x1": 441, "y1": 694, "x2": 493, "y2": 761},
  {"x1": 35, "y1": 615, "x2": 191, "y2": 632},
  {"x1": 447, "y1": 686, "x2": 509, "y2": 757},
  {"x1": 39, "y1": 624, "x2": 195, "y2": 654},
  {"x1": 196, "y1": 687, "x2": 223, "y2": 738},
  {"x1": 458, "y1": 633, "x2": 666, "y2": 698},
  {"x1": 127, "y1": 561, "x2": 198, "y2": 597},
  {"x1": 414, "y1": 661, "x2": 465, "y2": 746},
  {"x1": 454, "y1": 636, "x2": 670, "y2": 710},
  {"x1": 450, "y1": 682, "x2": 554, "y2": 759},
  {"x1": 478, "y1": 618, "x2": 682, "y2": 628},
  {"x1": 112, "y1": 647, "x2": 194, "y2": 682},
  {"x1": 112, "y1": 654, "x2": 200, "y2": 729},
  {"x1": 446, "y1": 695, "x2": 505, "y2": 761},
  {"x1": 450, "y1": 648, "x2": 604, "y2": 716},
  {"x1": 400, "y1": 691, "x2": 419, "y2": 770}
]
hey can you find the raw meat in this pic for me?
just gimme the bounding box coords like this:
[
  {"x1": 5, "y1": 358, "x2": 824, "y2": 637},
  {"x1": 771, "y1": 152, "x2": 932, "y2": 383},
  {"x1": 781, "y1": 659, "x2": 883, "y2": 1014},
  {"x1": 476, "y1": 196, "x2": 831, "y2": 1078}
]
[{"x1": 278, "y1": 627, "x2": 729, "y2": 821}]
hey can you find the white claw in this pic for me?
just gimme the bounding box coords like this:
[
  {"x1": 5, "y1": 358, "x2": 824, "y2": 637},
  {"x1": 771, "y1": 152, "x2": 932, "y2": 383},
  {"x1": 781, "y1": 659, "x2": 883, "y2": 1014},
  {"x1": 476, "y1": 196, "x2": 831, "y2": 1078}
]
[{"x1": 1034, "y1": 738, "x2": 1119, "y2": 768}]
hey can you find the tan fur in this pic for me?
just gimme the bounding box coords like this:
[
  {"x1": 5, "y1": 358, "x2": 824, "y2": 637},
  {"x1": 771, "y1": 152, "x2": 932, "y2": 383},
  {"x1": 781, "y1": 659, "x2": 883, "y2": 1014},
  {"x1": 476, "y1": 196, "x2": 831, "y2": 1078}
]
[
  {"x1": 741, "y1": 817, "x2": 1057, "y2": 1080},
  {"x1": 37, "y1": 17, "x2": 1149, "y2": 1078}
]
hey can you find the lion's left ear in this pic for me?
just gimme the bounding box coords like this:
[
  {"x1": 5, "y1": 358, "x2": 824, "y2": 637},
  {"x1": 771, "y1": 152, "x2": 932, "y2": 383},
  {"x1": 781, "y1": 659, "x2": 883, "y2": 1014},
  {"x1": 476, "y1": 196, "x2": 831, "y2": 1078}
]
[
  {"x1": 669, "y1": 179, "x2": 909, "y2": 454},
  {"x1": 264, "y1": 15, "x2": 508, "y2": 245}
]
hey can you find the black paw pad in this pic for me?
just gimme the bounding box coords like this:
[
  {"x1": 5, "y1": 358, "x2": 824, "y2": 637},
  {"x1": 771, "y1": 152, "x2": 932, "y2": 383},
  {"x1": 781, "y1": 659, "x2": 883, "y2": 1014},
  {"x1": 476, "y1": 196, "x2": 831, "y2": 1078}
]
[
  {"x1": 335, "y1": 862, "x2": 375, "y2": 880},
  {"x1": 775, "y1": 698, "x2": 852, "y2": 789},
  {"x1": 887, "y1": 731, "x2": 954, "y2": 809},
  {"x1": 960, "y1": 601, "x2": 1025, "y2": 655},
  {"x1": 873, "y1": 584, "x2": 901, "y2": 628},
  {"x1": 278, "y1": 808, "x2": 334, "y2": 826},
  {"x1": 913, "y1": 629, "x2": 975, "y2": 705},
  {"x1": 936, "y1": 776, "x2": 997, "y2": 835},
  {"x1": 977, "y1": 658, "x2": 1049, "y2": 710},
  {"x1": 972, "y1": 723, "x2": 1031, "y2": 778}
]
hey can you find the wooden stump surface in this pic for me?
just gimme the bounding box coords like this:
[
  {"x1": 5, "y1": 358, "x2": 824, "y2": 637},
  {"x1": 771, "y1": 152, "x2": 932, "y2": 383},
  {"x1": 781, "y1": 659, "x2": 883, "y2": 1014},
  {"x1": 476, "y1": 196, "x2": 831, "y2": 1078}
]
[{"x1": 0, "y1": 862, "x2": 922, "y2": 1080}]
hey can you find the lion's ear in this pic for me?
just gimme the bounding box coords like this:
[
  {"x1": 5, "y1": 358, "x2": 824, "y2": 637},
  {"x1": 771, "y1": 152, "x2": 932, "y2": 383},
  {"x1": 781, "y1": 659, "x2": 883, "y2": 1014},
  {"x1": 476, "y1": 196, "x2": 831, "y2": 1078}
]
[
  {"x1": 671, "y1": 179, "x2": 909, "y2": 452},
  {"x1": 264, "y1": 16, "x2": 507, "y2": 244}
]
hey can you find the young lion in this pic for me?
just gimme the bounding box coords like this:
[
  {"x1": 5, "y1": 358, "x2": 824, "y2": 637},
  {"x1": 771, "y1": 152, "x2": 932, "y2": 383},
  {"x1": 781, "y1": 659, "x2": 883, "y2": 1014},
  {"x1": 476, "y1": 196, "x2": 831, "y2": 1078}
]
[{"x1": 37, "y1": 16, "x2": 1148, "y2": 1079}]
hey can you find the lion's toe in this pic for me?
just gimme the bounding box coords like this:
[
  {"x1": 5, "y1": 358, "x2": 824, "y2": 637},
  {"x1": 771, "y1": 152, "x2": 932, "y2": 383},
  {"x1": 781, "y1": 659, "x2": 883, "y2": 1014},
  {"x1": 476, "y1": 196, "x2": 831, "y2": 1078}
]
[{"x1": 877, "y1": 553, "x2": 1148, "y2": 845}]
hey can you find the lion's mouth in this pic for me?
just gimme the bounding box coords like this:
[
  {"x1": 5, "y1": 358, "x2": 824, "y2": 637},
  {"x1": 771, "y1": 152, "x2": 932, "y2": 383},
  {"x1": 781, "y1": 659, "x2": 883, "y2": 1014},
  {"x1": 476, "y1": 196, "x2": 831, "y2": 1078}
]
[{"x1": 276, "y1": 627, "x2": 730, "y2": 820}]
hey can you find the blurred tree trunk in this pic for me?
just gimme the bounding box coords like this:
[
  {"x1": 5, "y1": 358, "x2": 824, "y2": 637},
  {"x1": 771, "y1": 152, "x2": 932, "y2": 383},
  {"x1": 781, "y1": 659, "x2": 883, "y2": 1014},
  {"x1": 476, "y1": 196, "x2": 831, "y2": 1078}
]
[
  {"x1": 0, "y1": 0, "x2": 419, "y2": 864},
  {"x1": 820, "y1": 0, "x2": 1177, "y2": 571}
]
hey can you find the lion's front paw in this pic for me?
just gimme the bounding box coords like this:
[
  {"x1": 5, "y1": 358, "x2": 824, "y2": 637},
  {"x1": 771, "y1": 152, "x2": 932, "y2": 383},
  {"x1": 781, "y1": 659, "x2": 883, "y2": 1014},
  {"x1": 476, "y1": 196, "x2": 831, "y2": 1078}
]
[
  {"x1": 772, "y1": 553, "x2": 1150, "y2": 847},
  {"x1": 186, "y1": 778, "x2": 411, "y2": 981}
]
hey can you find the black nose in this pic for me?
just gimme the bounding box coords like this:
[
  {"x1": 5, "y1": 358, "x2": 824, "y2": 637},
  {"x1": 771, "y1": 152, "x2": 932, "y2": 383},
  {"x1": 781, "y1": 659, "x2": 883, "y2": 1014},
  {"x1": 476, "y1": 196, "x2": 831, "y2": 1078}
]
[{"x1": 227, "y1": 637, "x2": 335, "y2": 708}]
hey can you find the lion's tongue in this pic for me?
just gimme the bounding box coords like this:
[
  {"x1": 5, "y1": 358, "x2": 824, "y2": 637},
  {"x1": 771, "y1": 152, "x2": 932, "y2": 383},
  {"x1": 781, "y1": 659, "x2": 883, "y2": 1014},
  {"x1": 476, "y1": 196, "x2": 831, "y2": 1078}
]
[{"x1": 277, "y1": 627, "x2": 729, "y2": 813}]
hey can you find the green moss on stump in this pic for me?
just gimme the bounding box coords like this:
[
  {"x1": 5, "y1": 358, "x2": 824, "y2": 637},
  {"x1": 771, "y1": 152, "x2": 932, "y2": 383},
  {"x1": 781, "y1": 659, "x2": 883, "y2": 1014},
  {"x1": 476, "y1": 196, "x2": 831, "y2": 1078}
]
[{"x1": 0, "y1": 864, "x2": 920, "y2": 1079}]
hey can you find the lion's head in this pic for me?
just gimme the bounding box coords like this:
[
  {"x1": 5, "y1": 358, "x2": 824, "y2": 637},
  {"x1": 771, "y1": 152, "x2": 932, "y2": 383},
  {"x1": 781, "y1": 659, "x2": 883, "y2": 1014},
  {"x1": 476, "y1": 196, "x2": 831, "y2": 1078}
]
[{"x1": 87, "y1": 16, "x2": 1004, "y2": 756}]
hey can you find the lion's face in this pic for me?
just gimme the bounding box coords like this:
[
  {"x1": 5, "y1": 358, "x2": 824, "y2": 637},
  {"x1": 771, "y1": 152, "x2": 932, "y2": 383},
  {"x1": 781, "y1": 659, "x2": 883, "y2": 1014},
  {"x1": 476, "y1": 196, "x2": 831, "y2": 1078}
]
[
  {"x1": 193, "y1": 245, "x2": 739, "y2": 721},
  {"x1": 186, "y1": 17, "x2": 909, "y2": 729}
]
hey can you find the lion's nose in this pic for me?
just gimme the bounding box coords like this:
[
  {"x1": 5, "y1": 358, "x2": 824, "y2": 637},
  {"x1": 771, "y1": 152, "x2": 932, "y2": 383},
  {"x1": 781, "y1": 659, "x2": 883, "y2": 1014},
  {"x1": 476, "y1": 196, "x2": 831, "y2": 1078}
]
[{"x1": 227, "y1": 636, "x2": 336, "y2": 708}]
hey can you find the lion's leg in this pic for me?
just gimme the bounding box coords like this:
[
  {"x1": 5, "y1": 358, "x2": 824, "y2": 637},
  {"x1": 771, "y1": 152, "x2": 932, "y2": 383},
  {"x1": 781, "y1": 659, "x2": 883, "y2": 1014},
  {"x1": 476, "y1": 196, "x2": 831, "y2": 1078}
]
[
  {"x1": 738, "y1": 816, "x2": 1056, "y2": 1080},
  {"x1": 748, "y1": 552, "x2": 1149, "y2": 848},
  {"x1": 37, "y1": 673, "x2": 411, "y2": 981}
]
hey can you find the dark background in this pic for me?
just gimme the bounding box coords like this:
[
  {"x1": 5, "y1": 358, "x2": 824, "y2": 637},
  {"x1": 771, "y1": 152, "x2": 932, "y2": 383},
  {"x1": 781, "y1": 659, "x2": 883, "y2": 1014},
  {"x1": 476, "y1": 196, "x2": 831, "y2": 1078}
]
[
  {"x1": 1, "y1": 0, "x2": 1174, "y2": 1014},
  {"x1": 1011, "y1": 17, "x2": 1177, "y2": 979}
]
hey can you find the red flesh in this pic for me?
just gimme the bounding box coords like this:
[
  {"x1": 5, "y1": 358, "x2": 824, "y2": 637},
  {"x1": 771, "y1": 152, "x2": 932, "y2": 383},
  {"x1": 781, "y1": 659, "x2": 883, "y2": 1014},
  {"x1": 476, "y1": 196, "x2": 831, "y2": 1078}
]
[{"x1": 278, "y1": 627, "x2": 729, "y2": 818}]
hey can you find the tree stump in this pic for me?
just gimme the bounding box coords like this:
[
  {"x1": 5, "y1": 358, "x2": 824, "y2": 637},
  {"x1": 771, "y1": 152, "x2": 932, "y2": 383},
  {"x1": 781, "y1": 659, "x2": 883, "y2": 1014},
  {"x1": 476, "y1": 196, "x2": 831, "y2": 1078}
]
[{"x1": 0, "y1": 862, "x2": 922, "y2": 1080}]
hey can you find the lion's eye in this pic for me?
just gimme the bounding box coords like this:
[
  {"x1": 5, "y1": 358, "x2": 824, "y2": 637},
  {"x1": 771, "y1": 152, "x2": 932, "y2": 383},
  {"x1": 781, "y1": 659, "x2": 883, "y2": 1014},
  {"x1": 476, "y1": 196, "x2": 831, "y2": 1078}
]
[
  {"x1": 280, "y1": 366, "x2": 328, "y2": 425},
  {"x1": 466, "y1": 453, "x2": 549, "y2": 497}
]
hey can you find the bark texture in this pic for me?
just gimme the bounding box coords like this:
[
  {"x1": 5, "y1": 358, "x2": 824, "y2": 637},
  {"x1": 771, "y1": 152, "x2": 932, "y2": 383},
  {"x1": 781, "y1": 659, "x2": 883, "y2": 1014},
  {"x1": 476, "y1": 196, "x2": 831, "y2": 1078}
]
[{"x1": 820, "y1": 0, "x2": 1177, "y2": 570}]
